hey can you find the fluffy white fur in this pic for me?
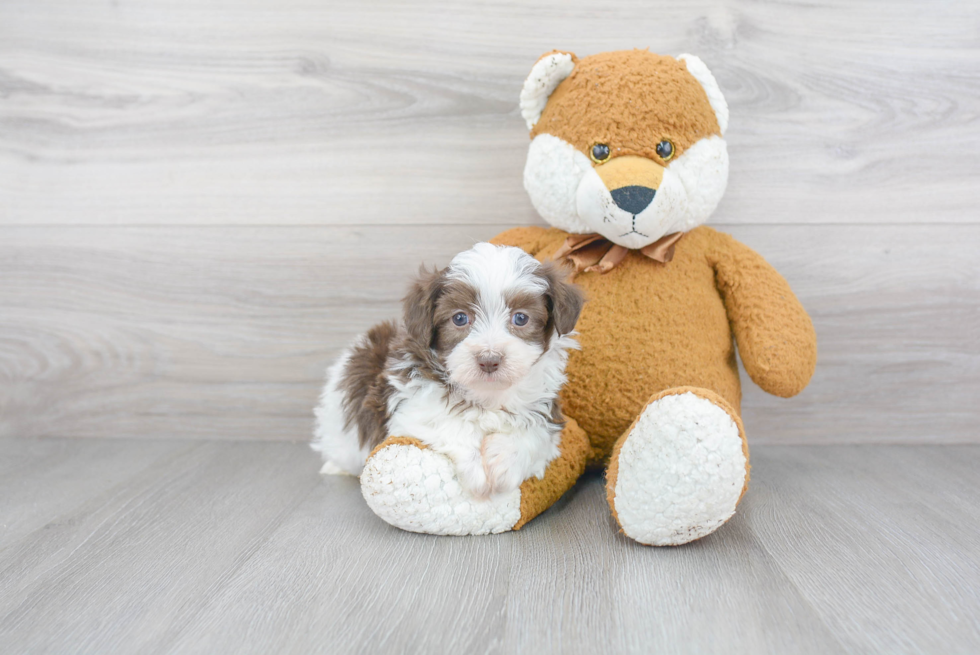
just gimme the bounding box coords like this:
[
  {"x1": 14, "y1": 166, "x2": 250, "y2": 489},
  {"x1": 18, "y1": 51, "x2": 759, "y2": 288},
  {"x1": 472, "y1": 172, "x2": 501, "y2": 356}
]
[
  {"x1": 523, "y1": 133, "x2": 596, "y2": 235},
  {"x1": 311, "y1": 348, "x2": 372, "y2": 476},
  {"x1": 443, "y1": 244, "x2": 549, "y2": 397},
  {"x1": 313, "y1": 243, "x2": 576, "y2": 500}
]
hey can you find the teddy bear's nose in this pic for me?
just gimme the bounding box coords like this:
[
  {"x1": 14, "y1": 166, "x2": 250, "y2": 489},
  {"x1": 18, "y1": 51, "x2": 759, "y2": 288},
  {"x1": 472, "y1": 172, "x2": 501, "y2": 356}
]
[{"x1": 610, "y1": 185, "x2": 656, "y2": 215}]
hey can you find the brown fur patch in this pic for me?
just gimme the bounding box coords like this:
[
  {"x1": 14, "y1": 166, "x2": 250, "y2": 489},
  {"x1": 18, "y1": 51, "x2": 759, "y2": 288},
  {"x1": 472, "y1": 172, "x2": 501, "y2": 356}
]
[
  {"x1": 504, "y1": 288, "x2": 551, "y2": 348},
  {"x1": 549, "y1": 396, "x2": 566, "y2": 429},
  {"x1": 395, "y1": 273, "x2": 491, "y2": 394},
  {"x1": 431, "y1": 281, "x2": 478, "y2": 359},
  {"x1": 535, "y1": 261, "x2": 586, "y2": 337},
  {"x1": 530, "y1": 50, "x2": 721, "y2": 166},
  {"x1": 399, "y1": 266, "x2": 452, "y2": 384},
  {"x1": 403, "y1": 266, "x2": 446, "y2": 350},
  {"x1": 340, "y1": 320, "x2": 398, "y2": 450}
]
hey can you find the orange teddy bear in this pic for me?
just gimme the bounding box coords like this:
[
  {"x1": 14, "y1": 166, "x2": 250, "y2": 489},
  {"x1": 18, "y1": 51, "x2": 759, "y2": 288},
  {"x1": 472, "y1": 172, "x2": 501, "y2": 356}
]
[{"x1": 360, "y1": 49, "x2": 816, "y2": 545}]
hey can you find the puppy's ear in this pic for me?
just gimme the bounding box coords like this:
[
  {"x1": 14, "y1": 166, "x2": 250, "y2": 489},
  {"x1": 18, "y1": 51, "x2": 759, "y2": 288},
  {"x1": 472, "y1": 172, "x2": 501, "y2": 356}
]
[
  {"x1": 539, "y1": 261, "x2": 585, "y2": 336},
  {"x1": 403, "y1": 265, "x2": 446, "y2": 348}
]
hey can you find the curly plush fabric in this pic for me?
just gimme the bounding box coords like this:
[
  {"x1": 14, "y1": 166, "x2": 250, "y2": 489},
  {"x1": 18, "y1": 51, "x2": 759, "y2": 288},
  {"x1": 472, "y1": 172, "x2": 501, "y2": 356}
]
[
  {"x1": 491, "y1": 225, "x2": 817, "y2": 464},
  {"x1": 361, "y1": 437, "x2": 522, "y2": 535},
  {"x1": 361, "y1": 420, "x2": 591, "y2": 535},
  {"x1": 531, "y1": 50, "x2": 721, "y2": 165},
  {"x1": 605, "y1": 388, "x2": 748, "y2": 546},
  {"x1": 606, "y1": 387, "x2": 750, "y2": 500}
]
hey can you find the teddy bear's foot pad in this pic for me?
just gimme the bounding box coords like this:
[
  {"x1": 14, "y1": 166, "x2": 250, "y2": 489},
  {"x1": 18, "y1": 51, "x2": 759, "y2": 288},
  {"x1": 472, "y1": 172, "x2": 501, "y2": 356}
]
[
  {"x1": 360, "y1": 439, "x2": 521, "y2": 536},
  {"x1": 609, "y1": 390, "x2": 747, "y2": 546}
]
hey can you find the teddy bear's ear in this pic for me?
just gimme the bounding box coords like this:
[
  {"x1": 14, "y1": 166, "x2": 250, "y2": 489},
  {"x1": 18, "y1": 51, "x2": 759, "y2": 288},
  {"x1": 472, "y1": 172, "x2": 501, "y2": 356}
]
[
  {"x1": 519, "y1": 51, "x2": 577, "y2": 131},
  {"x1": 677, "y1": 54, "x2": 729, "y2": 136}
]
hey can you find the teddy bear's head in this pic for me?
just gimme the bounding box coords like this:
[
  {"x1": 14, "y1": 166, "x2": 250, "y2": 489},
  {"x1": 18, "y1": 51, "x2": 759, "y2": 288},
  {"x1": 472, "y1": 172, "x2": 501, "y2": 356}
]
[{"x1": 520, "y1": 49, "x2": 729, "y2": 249}]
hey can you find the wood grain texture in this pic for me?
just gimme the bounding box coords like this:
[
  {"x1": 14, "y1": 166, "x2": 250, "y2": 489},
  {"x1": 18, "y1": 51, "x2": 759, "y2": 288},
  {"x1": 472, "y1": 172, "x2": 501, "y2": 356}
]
[
  {"x1": 1, "y1": 223, "x2": 977, "y2": 444},
  {"x1": 749, "y1": 446, "x2": 980, "y2": 653},
  {"x1": 1, "y1": 439, "x2": 978, "y2": 654},
  {"x1": 1, "y1": 0, "x2": 978, "y2": 226},
  {"x1": 0, "y1": 439, "x2": 322, "y2": 654},
  {"x1": 0, "y1": 437, "x2": 186, "y2": 550}
]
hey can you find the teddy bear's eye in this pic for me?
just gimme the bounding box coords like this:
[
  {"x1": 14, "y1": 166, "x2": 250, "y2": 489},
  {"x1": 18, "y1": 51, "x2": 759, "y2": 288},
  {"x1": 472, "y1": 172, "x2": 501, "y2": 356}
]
[
  {"x1": 656, "y1": 140, "x2": 675, "y2": 162},
  {"x1": 590, "y1": 143, "x2": 611, "y2": 163}
]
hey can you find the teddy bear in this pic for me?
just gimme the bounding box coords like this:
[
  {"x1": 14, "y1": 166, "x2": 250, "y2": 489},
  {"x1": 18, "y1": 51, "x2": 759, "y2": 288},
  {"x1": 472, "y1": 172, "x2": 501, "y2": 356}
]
[{"x1": 357, "y1": 49, "x2": 817, "y2": 546}]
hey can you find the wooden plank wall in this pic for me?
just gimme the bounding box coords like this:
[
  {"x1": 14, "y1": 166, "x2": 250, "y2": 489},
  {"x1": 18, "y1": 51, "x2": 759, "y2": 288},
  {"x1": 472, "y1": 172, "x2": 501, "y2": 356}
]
[{"x1": 2, "y1": 0, "x2": 978, "y2": 443}]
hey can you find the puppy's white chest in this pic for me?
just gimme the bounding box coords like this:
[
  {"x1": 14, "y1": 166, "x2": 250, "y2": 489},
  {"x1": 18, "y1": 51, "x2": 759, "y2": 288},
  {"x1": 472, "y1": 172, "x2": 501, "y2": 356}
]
[{"x1": 473, "y1": 410, "x2": 518, "y2": 436}]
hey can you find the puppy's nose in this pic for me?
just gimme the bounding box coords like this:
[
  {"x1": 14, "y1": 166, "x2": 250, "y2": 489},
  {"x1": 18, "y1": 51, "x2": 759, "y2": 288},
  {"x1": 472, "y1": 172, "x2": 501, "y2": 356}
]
[
  {"x1": 478, "y1": 355, "x2": 501, "y2": 374},
  {"x1": 610, "y1": 185, "x2": 656, "y2": 214}
]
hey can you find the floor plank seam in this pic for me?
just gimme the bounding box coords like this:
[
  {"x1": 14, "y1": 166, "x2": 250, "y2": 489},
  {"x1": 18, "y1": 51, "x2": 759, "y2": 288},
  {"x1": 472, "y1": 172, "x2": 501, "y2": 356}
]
[{"x1": 154, "y1": 475, "x2": 323, "y2": 655}]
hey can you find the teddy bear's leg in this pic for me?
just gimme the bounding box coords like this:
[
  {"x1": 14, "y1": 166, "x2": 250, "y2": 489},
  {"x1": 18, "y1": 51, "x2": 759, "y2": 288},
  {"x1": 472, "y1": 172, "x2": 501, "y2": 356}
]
[
  {"x1": 605, "y1": 387, "x2": 749, "y2": 546},
  {"x1": 359, "y1": 419, "x2": 590, "y2": 536}
]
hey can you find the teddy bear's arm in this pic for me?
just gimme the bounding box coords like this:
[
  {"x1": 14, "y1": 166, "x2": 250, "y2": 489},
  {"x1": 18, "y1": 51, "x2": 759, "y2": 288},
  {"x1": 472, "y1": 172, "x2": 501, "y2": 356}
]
[
  {"x1": 490, "y1": 226, "x2": 555, "y2": 256},
  {"x1": 711, "y1": 233, "x2": 817, "y2": 398}
]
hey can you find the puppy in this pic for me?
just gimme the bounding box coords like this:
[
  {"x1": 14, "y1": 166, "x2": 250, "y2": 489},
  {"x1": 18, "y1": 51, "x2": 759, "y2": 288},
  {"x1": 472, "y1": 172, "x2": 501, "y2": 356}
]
[{"x1": 312, "y1": 243, "x2": 584, "y2": 498}]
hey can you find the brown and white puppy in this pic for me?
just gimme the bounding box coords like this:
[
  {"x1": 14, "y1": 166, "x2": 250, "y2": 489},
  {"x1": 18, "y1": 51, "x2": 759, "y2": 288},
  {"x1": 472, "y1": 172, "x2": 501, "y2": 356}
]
[{"x1": 312, "y1": 243, "x2": 584, "y2": 498}]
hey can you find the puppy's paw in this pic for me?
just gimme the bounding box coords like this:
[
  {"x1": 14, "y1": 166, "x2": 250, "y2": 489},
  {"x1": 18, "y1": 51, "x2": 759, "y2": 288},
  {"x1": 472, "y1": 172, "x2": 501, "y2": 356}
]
[
  {"x1": 453, "y1": 452, "x2": 492, "y2": 500},
  {"x1": 319, "y1": 460, "x2": 355, "y2": 476},
  {"x1": 481, "y1": 433, "x2": 525, "y2": 496}
]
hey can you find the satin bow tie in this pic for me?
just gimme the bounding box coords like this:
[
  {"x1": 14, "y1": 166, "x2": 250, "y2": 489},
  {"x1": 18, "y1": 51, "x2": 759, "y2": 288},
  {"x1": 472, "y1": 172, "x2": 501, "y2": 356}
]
[{"x1": 551, "y1": 231, "x2": 684, "y2": 276}]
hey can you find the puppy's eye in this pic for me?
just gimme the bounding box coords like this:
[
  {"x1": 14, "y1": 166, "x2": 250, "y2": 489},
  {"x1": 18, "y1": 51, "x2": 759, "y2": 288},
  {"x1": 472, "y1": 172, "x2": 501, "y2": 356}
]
[
  {"x1": 656, "y1": 139, "x2": 675, "y2": 162},
  {"x1": 452, "y1": 312, "x2": 469, "y2": 327},
  {"x1": 512, "y1": 312, "x2": 529, "y2": 327},
  {"x1": 590, "y1": 143, "x2": 611, "y2": 164}
]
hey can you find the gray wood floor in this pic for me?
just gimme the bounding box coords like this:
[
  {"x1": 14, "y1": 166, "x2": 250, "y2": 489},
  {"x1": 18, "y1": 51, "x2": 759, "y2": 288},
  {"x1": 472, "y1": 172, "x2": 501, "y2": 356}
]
[{"x1": 1, "y1": 439, "x2": 978, "y2": 654}]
